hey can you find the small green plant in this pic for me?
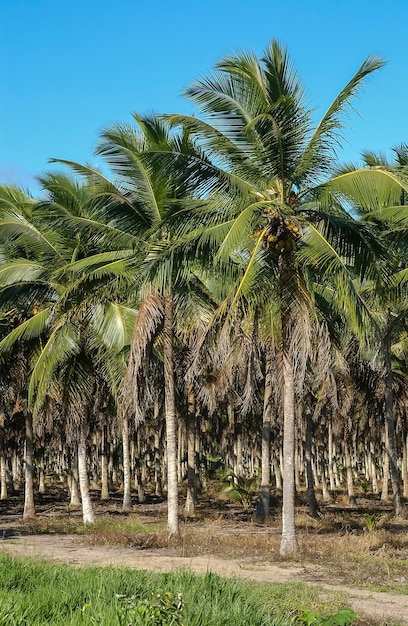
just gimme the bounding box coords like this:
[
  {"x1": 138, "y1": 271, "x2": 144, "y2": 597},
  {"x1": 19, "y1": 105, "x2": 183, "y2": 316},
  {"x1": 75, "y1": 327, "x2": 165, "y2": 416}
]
[
  {"x1": 221, "y1": 470, "x2": 259, "y2": 510},
  {"x1": 116, "y1": 589, "x2": 184, "y2": 625},
  {"x1": 362, "y1": 513, "x2": 384, "y2": 532},
  {"x1": 358, "y1": 476, "x2": 370, "y2": 494},
  {"x1": 295, "y1": 606, "x2": 357, "y2": 626}
]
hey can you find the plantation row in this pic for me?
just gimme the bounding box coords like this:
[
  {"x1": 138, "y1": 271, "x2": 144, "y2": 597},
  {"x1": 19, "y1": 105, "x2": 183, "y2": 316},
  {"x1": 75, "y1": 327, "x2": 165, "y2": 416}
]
[
  {"x1": 1, "y1": 397, "x2": 407, "y2": 515},
  {"x1": 1, "y1": 39, "x2": 408, "y2": 556}
]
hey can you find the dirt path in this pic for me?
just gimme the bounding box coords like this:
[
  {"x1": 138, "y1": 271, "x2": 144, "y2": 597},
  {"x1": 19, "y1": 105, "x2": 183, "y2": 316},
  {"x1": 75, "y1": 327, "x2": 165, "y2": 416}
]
[{"x1": 0, "y1": 532, "x2": 407, "y2": 624}]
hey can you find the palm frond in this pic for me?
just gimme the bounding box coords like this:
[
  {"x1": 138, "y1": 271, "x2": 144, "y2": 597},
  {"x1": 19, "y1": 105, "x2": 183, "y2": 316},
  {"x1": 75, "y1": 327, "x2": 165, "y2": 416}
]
[
  {"x1": 89, "y1": 302, "x2": 137, "y2": 352},
  {"x1": 121, "y1": 288, "x2": 164, "y2": 422},
  {"x1": 0, "y1": 308, "x2": 50, "y2": 354},
  {"x1": 327, "y1": 168, "x2": 408, "y2": 213},
  {"x1": 297, "y1": 224, "x2": 373, "y2": 337},
  {"x1": 29, "y1": 319, "x2": 81, "y2": 408},
  {"x1": 0, "y1": 259, "x2": 47, "y2": 285},
  {"x1": 297, "y1": 55, "x2": 385, "y2": 181}
]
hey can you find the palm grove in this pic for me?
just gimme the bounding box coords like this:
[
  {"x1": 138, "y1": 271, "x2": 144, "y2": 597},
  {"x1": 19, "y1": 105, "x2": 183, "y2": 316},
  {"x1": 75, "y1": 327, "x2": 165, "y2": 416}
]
[{"x1": 1, "y1": 40, "x2": 408, "y2": 556}]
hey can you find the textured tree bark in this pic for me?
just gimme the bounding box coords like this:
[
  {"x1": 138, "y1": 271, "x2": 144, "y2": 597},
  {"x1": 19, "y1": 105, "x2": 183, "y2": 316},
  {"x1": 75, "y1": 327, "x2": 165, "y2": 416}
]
[
  {"x1": 12, "y1": 448, "x2": 21, "y2": 492},
  {"x1": 185, "y1": 383, "x2": 197, "y2": 516},
  {"x1": 154, "y1": 424, "x2": 163, "y2": 497},
  {"x1": 235, "y1": 414, "x2": 243, "y2": 479},
  {"x1": 0, "y1": 453, "x2": 7, "y2": 501},
  {"x1": 69, "y1": 448, "x2": 81, "y2": 508},
  {"x1": 327, "y1": 422, "x2": 335, "y2": 492},
  {"x1": 38, "y1": 451, "x2": 46, "y2": 494},
  {"x1": 381, "y1": 424, "x2": 390, "y2": 502},
  {"x1": 280, "y1": 352, "x2": 297, "y2": 556},
  {"x1": 369, "y1": 440, "x2": 379, "y2": 495},
  {"x1": 100, "y1": 425, "x2": 110, "y2": 500},
  {"x1": 320, "y1": 458, "x2": 331, "y2": 502},
  {"x1": 383, "y1": 331, "x2": 405, "y2": 517},
  {"x1": 257, "y1": 341, "x2": 273, "y2": 521},
  {"x1": 109, "y1": 439, "x2": 117, "y2": 487},
  {"x1": 332, "y1": 440, "x2": 341, "y2": 488},
  {"x1": 344, "y1": 434, "x2": 357, "y2": 507},
  {"x1": 177, "y1": 420, "x2": 183, "y2": 484},
  {"x1": 295, "y1": 443, "x2": 302, "y2": 492},
  {"x1": 0, "y1": 409, "x2": 7, "y2": 501},
  {"x1": 78, "y1": 419, "x2": 95, "y2": 524},
  {"x1": 274, "y1": 450, "x2": 282, "y2": 494},
  {"x1": 305, "y1": 410, "x2": 320, "y2": 517},
  {"x1": 164, "y1": 293, "x2": 179, "y2": 538},
  {"x1": 403, "y1": 435, "x2": 408, "y2": 499},
  {"x1": 194, "y1": 415, "x2": 201, "y2": 493},
  {"x1": 122, "y1": 414, "x2": 132, "y2": 512},
  {"x1": 23, "y1": 412, "x2": 36, "y2": 520},
  {"x1": 134, "y1": 434, "x2": 145, "y2": 503}
]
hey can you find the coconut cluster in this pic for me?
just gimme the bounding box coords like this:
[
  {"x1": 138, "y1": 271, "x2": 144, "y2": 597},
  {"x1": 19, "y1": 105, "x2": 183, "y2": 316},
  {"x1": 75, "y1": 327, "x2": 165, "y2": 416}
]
[{"x1": 253, "y1": 214, "x2": 301, "y2": 254}]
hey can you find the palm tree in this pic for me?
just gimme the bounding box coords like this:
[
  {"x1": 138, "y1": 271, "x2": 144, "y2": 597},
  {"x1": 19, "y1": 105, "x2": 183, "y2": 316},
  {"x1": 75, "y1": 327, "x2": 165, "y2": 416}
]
[
  {"x1": 342, "y1": 147, "x2": 408, "y2": 516},
  {"x1": 163, "y1": 39, "x2": 404, "y2": 554},
  {"x1": 52, "y1": 115, "x2": 217, "y2": 537},
  {"x1": 0, "y1": 176, "x2": 136, "y2": 524}
]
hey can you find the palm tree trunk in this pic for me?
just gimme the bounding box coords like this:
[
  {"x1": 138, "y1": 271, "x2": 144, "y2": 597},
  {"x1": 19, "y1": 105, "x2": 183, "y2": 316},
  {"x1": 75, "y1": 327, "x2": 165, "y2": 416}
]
[
  {"x1": 185, "y1": 382, "x2": 197, "y2": 516},
  {"x1": 194, "y1": 415, "x2": 201, "y2": 493},
  {"x1": 69, "y1": 448, "x2": 81, "y2": 508},
  {"x1": 154, "y1": 415, "x2": 163, "y2": 497},
  {"x1": 381, "y1": 425, "x2": 390, "y2": 502},
  {"x1": 23, "y1": 412, "x2": 36, "y2": 520},
  {"x1": 369, "y1": 440, "x2": 379, "y2": 495},
  {"x1": 0, "y1": 453, "x2": 8, "y2": 501},
  {"x1": 0, "y1": 409, "x2": 7, "y2": 501},
  {"x1": 328, "y1": 422, "x2": 335, "y2": 492},
  {"x1": 78, "y1": 418, "x2": 95, "y2": 524},
  {"x1": 295, "y1": 442, "x2": 302, "y2": 492},
  {"x1": 305, "y1": 410, "x2": 320, "y2": 517},
  {"x1": 235, "y1": 414, "x2": 243, "y2": 479},
  {"x1": 164, "y1": 293, "x2": 179, "y2": 538},
  {"x1": 344, "y1": 435, "x2": 357, "y2": 507},
  {"x1": 134, "y1": 432, "x2": 145, "y2": 504},
  {"x1": 100, "y1": 425, "x2": 110, "y2": 500},
  {"x1": 177, "y1": 420, "x2": 183, "y2": 483},
  {"x1": 122, "y1": 414, "x2": 132, "y2": 512},
  {"x1": 403, "y1": 434, "x2": 408, "y2": 499},
  {"x1": 12, "y1": 448, "x2": 21, "y2": 492},
  {"x1": 320, "y1": 457, "x2": 331, "y2": 502},
  {"x1": 274, "y1": 449, "x2": 282, "y2": 494},
  {"x1": 279, "y1": 352, "x2": 297, "y2": 556},
  {"x1": 257, "y1": 341, "x2": 273, "y2": 521},
  {"x1": 383, "y1": 331, "x2": 405, "y2": 516},
  {"x1": 38, "y1": 451, "x2": 46, "y2": 494}
]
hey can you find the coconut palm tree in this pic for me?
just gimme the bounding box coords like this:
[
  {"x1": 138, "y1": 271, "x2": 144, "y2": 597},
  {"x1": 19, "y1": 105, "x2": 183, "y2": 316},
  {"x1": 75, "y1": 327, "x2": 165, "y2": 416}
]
[
  {"x1": 0, "y1": 176, "x2": 136, "y2": 524},
  {"x1": 162, "y1": 39, "x2": 408, "y2": 554},
  {"x1": 50, "y1": 115, "x2": 218, "y2": 537}
]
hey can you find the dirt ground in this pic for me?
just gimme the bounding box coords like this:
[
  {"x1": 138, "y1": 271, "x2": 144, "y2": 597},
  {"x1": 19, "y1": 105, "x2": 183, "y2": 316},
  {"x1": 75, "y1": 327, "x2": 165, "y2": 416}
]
[{"x1": 1, "y1": 490, "x2": 408, "y2": 625}]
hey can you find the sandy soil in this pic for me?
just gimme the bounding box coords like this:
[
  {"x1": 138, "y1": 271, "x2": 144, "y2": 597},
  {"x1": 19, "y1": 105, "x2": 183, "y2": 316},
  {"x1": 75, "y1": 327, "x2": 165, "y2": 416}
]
[{"x1": 0, "y1": 529, "x2": 407, "y2": 624}]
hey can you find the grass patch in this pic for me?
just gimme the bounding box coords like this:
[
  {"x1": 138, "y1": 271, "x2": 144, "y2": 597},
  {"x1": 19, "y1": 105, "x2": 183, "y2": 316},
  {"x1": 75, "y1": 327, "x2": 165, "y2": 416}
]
[
  {"x1": 345, "y1": 554, "x2": 408, "y2": 594},
  {"x1": 25, "y1": 515, "x2": 167, "y2": 548},
  {"x1": 0, "y1": 554, "x2": 354, "y2": 625},
  {"x1": 294, "y1": 527, "x2": 408, "y2": 593},
  {"x1": 81, "y1": 518, "x2": 166, "y2": 548}
]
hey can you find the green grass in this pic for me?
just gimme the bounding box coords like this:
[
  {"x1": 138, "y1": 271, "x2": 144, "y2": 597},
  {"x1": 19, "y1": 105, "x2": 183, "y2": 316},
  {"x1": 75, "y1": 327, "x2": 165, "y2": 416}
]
[{"x1": 0, "y1": 554, "x2": 352, "y2": 625}]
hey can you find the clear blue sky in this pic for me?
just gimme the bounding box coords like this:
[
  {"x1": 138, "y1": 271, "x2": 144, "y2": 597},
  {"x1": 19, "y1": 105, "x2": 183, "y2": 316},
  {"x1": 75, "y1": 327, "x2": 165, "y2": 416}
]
[{"x1": 1, "y1": 0, "x2": 407, "y2": 195}]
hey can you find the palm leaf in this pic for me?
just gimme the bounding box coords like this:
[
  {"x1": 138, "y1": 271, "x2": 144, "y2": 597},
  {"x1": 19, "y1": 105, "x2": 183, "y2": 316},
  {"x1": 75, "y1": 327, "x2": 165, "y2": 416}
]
[
  {"x1": 326, "y1": 169, "x2": 408, "y2": 213},
  {"x1": 89, "y1": 302, "x2": 137, "y2": 351},
  {"x1": 28, "y1": 319, "x2": 81, "y2": 408},
  {"x1": 297, "y1": 55, "x2": 385, "y2": 182},
  {"x1": 0, "y1": 308, "x2": 50, "y2": 353}
]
